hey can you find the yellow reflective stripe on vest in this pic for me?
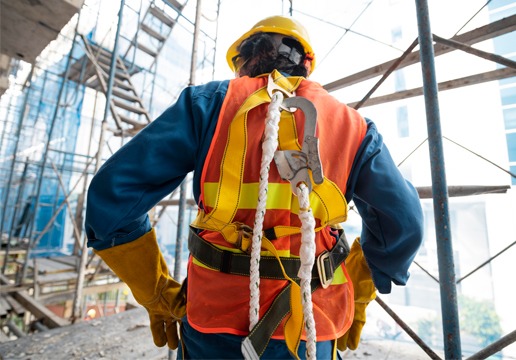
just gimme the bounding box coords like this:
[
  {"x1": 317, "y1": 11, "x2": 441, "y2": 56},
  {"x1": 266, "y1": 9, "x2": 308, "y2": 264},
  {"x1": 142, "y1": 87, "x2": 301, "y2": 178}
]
[
  {"x1": 204, "y1": 182, "x2": 293, "y2": 209},
  {"x1": 203, "y1": 180, "x2": 347, "y2": 226}
]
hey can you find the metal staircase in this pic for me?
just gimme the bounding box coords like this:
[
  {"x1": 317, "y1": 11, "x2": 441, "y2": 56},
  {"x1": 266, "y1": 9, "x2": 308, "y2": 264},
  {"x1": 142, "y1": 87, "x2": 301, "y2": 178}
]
[
  {"x1": 69, "y1": 37, "x2": 150, "y2": 136},
  {"x1": 126, "y1": 0, "x2": 185, "y2": 64},
  {"x1": 66, "y1": 1, "x2": 185, "y2": 136}
]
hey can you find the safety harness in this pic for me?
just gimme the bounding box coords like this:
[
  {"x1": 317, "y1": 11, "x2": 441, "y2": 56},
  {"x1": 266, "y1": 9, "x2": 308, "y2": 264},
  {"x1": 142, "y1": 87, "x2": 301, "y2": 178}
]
[{"x1": 189, "y1": 71, "x2": 351, "y2": 359}]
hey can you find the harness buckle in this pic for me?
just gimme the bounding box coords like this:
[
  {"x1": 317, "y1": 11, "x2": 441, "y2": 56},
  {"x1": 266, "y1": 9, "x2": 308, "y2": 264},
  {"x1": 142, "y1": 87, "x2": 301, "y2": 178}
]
[
  {"x1": 316, "y1": 250, "x2": 333, "y2": 289},
  {"x1": 236, "y1": 223, "x2": 253, "y2": 253},
  {"x1": 267, "y1": 74, "x2": 295, "y2": 112}
]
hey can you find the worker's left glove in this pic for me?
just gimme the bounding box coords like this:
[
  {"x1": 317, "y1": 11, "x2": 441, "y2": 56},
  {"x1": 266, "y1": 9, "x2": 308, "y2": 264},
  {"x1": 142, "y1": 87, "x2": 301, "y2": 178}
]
[
  {"x1": 337, "y1": 237, "x2": 376, "y2": 351},
  {"x1": 94, "y1": 228, "x2": 186, "y2": 349}
]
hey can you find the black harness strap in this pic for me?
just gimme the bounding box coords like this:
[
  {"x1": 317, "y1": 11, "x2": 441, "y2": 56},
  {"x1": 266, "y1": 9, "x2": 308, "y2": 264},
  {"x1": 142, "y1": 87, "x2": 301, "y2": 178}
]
[
  {"x1": 188, "y1": 227, "x2": 319, "y2": 280},
  {"x1": 188, "y1": 227, "x2": 349, "y2": 281}
]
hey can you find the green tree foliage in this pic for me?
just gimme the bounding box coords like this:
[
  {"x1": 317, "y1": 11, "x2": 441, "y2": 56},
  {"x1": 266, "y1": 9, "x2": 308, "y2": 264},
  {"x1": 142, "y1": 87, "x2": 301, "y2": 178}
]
[{"x1": 459, "y1": 296, "x2": 502, "y2": 346}]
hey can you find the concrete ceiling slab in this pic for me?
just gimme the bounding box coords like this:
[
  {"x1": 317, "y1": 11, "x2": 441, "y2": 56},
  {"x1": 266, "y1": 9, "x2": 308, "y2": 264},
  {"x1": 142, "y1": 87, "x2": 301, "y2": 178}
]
[{"x1": 0, "y1": 0, "x2": 84, "y2": 63}]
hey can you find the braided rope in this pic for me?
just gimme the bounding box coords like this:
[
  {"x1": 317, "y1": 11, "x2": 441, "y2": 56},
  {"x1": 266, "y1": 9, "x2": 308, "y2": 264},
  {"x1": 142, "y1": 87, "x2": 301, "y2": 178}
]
[
  {"x1": 249, "y1": 91, "x2": 284, "y2": 330},
  {"x1": 297, "y1": 183, "x2": 317, "y2": 359}
]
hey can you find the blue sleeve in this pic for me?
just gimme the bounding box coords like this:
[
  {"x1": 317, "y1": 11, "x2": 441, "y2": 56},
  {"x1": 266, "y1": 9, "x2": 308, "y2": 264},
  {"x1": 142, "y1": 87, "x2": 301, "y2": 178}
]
[
  {"x1": 346, "y1": 119, "x2": 424, "y2": 294},
  {"x1": 85, "y1": 80, "x2": 229, "y2": 250}
]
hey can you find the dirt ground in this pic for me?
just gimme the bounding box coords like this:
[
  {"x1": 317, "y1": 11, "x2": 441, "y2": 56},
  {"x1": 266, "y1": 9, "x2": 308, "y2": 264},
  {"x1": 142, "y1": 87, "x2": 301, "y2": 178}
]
[{"x1": 0, "y1": 308, "x2": 433, "y2": 360}]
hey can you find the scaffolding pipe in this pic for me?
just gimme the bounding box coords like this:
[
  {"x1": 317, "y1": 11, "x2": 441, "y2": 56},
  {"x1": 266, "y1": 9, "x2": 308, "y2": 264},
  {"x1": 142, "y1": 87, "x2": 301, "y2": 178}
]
[
  {"x1": 148, "y1": 60, "x2": 157, "y2": 118},
  {"x1": 169, "y1": 2, "x2": 201, "y2": 357},
  {"x1": 74, "y1": 0, "x2": 126, "y2": 323},
  {"x1": 173, "y1": 0, "x2": 202, "y2": 282},
  {"x1": 73, "y1": 92, "x2": 99, "y2": 255},
  {"x1": 467, "y1": 329, "x2": 516, "y2": 360},
  {"x1": 415, "y1": 1, "x2": 461, "y2": 359},
  {"x1": 75, "y1": 0, "x2": 125, "y2": 323},
  {"x1": 103, "y1": 0, "x2": 125, "y2": 125},
  {"x1": 0, "y1": 86, "x2": 16, "y2": 156},
  {"x1": 354, "y1": 38, "x2": 418, "y2": 110},
  {"x1": 6, "y1": 159, "x2": 30, "y2": 264},
  {"x1": 211, "y1": 0, "x2": 221, "y2": 81},
  {"x1": 433, "y1": 34, "x2": 516, "y2": 70},
  {"x1": 375, "y1": 296, "x2": 442, "y2": 359},
  {"x1": 0, "y1": 67, "x2": 34, "y2": 274},
  {"x1": 20, "y1": 28, "x2": 79, "y2": 283},
  {"x1": 96, "y1": 0, "x2": 125, "y2": 172}
]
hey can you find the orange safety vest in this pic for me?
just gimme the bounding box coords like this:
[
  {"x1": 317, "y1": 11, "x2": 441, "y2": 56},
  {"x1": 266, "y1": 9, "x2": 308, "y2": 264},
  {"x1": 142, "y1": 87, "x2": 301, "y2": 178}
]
[{"x1": 187, "y1": 70, "x2": 367, "y2": 341}]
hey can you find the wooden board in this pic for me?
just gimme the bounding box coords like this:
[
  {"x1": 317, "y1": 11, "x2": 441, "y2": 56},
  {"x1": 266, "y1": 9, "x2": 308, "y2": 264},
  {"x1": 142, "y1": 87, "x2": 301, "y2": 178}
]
[
  {"x1": 48, "y1": 256, "x2": 78, "y2": 267},
  {"x1": 0, "y1": 296, "x2": 9, "y2": 317},
  {"x1": 36, "y1": 271, "x2": 80, "y2": 285},
  {"x1": 10, "y1": 290, "x2": 69, "y2": 328},
  {"x1": 32, "y1": 258, "x2": 75, "y2": 274},
  {"x1": 4, "y1": 295, "x2": 24, "y2": 316}
]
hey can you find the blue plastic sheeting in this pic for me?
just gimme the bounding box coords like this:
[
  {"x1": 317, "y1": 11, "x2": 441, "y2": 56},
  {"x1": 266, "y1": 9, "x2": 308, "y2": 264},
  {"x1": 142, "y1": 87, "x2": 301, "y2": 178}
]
[{"x1": 0, "y1": 43, "x2": 86, "y2": 254}]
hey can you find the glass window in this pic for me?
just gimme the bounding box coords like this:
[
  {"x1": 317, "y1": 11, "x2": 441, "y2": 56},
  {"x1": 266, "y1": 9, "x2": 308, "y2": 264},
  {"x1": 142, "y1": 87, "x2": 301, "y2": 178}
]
[
  {"x1": 489, "y1": 2, "x2": 516, "y2": 21},
  {"x1": 493, "y1": 0, "x2": 516, "y2": 6},
  {"x1": 493, "y1": 33, "x2": 516, "y2": 57},
  {"x1": 391, "y1": 26, "x2": 402, "y2": 43},
  {"x1": 501, "y1": 87, "x2": 516, "y2": 106},
  {"x1": 507, "y1": 132, "x2": 516, "y2": 162},
  {"x1": 394, "y1": 70, "x2": 406, "y2": 91},
  {"x1": 511, "y1": 165, "x2": 516, "y2": 186},
  {"x1": 397, "y1": 105, "x2": 409, "y2": 138},
  {"x1": 504, "y1": 107, "x2": 516, "y2": 130},
  {"x1": 500, "y1": 76, "x2": 516, "y2": 86}
]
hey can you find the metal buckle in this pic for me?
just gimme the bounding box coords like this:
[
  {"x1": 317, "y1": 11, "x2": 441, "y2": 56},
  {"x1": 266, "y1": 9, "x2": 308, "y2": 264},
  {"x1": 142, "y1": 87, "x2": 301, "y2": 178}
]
[
  {"x1": 236, "y1": 223, "x2": 253, "y2": 253},
  {"x1": 316, "y1": 251, "x2": 333, "y2": 289},
  {"x1": 267, "y1": 74, "x2": 295, "y2": 112}
]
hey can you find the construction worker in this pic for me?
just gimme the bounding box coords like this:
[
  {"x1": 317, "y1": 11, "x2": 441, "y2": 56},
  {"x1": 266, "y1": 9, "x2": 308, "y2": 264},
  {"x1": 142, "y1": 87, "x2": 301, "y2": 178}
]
[{"x1": 85, "y1": 15, "x2": 423, "y2": 360}]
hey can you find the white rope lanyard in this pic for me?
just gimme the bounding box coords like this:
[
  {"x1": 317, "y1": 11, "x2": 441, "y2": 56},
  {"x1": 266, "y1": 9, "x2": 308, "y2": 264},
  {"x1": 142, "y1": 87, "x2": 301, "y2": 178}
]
[
  {"x1": 249, "y1": 91, "x2": 284, "y2": 329},
  {"x1": 249, "y1": 90, "x2": 317, "y2": 359},
  {"x1": 296, "y1": 183, "x2": 317, "y2": 359}
]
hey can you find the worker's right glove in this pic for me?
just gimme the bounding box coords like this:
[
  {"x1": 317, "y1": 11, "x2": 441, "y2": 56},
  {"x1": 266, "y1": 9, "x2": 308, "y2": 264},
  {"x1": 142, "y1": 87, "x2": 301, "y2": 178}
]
[
  {"x1": 337, "y1": 237, "x2": 376, "y2": 351},
  {"x1": 94, "y1": 228, "x2": 186, "y2": 349}
]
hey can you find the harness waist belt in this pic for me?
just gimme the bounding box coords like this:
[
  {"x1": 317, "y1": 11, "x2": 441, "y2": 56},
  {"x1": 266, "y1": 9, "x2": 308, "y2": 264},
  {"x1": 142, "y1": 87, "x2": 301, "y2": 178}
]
[{"x1": 188, "y1": 226, "x2": 350, "y2": 284}]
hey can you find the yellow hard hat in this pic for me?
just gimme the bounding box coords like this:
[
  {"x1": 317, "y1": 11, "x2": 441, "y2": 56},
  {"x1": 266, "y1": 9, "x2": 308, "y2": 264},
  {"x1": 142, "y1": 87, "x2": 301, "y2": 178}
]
[{"x1": 226, "y1": 15, "x2": 316, "y2": 74}]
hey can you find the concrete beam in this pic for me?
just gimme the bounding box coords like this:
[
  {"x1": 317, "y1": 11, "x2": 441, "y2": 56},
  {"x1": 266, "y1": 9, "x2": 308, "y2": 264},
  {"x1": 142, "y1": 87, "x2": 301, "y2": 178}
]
[
  {"x1": 0, "y1": 54, "x2": 11, "y2": 97},
  {"x1": 0, "y1": 0, "x2": 84, "y2": 63}
]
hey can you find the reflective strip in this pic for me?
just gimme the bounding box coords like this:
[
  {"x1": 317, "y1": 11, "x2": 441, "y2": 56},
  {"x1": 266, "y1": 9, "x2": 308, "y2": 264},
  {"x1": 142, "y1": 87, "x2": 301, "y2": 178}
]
[
  {"x1": 204, "y1": 182, "x2": 293, "y2": 209},
  {"x1": 203, "y1": 181, "x2": 348, "y2": 225},
  {"x1": 332, "y1": 264, "x2": 346, "y2": 285}
]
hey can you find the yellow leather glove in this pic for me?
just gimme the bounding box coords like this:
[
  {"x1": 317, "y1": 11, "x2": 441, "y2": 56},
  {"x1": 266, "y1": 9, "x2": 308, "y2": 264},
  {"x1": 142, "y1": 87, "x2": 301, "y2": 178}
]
[
  {"x1": 94, "y1": 228, "x2": 186, "y2": 349},
  {"x1": 337, "y1": 237, "x2": 376, "y2": 351}
]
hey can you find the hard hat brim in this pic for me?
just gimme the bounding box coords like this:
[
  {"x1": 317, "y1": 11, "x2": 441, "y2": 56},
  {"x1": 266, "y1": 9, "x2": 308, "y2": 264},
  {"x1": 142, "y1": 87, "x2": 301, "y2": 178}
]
[{"x1": 226, "y1": 24, "x2": 316, "y2": 74}]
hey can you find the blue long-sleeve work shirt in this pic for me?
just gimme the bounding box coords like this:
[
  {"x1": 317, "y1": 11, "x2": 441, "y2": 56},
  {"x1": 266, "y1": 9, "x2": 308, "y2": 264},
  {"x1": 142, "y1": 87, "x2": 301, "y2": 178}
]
[{"x1": 85, "y1": 79, "x2": 423, "y2": 294}]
